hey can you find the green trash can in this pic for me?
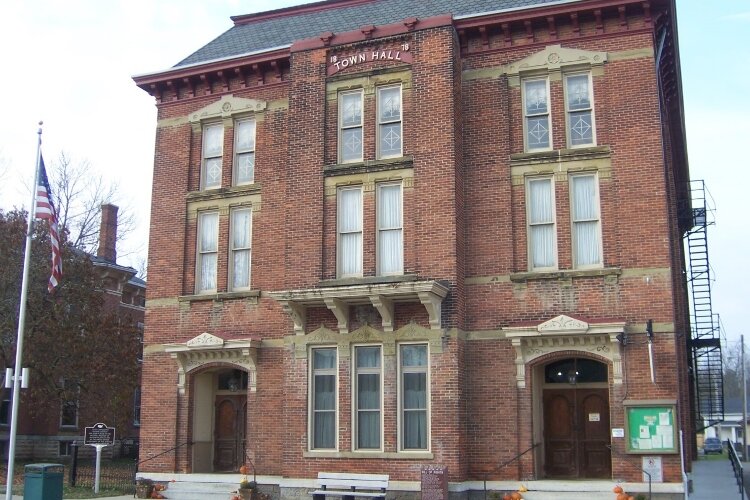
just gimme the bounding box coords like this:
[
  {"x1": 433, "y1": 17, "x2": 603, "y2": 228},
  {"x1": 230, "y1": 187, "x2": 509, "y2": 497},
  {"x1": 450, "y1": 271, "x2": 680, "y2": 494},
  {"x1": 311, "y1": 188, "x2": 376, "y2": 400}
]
[{"x1": 23, "y1": 463, "x2": 63, "y2": 500}]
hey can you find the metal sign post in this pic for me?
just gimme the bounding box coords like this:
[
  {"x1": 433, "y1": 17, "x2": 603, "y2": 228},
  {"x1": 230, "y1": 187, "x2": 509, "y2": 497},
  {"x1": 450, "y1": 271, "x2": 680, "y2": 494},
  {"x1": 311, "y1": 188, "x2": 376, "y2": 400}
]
[{"x1": 84, "y1": 423, "x2": 116, "y2": 493}]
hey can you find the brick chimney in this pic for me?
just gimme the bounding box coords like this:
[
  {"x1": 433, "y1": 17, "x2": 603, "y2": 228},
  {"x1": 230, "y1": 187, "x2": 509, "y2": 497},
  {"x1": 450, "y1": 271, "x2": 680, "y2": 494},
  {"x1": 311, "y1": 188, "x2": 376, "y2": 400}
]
[{"x1": 98, "y1": 204, "x2": 118, "y2": 262}]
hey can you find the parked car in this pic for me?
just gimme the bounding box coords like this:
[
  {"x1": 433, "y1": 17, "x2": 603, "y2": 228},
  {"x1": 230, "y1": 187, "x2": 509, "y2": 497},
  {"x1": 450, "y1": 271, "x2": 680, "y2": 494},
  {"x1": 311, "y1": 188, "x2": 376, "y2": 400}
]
[{"x1": 703, "y1": 437, "x2": 723, "y2": 454}]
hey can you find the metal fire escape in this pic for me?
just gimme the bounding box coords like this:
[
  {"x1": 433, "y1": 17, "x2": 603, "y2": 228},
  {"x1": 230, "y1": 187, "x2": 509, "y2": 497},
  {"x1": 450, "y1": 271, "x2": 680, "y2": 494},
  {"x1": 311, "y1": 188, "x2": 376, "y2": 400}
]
[{"x1": 684, "y1": 180, "x2": 723, "y2": 430}]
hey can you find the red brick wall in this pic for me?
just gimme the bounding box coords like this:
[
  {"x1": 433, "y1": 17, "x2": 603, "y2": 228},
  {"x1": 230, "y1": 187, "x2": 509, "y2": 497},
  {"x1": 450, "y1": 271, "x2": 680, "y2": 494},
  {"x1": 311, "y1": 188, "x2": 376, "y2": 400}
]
[{"x1": 138, "y1": 3, "x2": 692, "y2": 487}]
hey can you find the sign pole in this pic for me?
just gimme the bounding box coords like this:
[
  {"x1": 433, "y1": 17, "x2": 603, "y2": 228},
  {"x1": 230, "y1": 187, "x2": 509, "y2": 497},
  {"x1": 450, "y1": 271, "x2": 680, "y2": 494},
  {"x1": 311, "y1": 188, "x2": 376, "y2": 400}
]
[{"x1": 94, "y1": 444, "x2": 104, "y2": 493}]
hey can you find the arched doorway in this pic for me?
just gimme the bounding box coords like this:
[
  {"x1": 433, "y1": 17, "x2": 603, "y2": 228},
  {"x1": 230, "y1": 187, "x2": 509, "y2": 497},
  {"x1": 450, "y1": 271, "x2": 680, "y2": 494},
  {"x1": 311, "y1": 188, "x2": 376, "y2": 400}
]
[
  {"x1": 192, "y1": 368, "x2": 248, "y2": 473},
  {"x1": 541, "y1": 357, "x2": 611, "y2": 479}
]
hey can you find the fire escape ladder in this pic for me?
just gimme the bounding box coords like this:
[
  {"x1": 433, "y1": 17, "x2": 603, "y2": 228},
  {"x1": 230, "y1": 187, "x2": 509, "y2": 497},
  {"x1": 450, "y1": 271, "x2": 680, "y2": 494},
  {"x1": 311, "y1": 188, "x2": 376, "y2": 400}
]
[{"x1": 685, "y1": 180, "x2": 723, "y2": 431}]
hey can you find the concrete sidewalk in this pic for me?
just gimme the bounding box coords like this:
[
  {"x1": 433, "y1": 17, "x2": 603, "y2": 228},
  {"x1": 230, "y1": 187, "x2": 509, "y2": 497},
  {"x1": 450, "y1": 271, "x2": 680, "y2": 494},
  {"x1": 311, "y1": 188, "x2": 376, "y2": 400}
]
[
  {"x1": 692, "y1": 459, "x2": 745, "y2": 499},
  {"x1": 8, "y1": 497, "x2": 133, "y2": 500},
  {"x1": 8, "y1": 496, "x2": 133, "y2": 500}
]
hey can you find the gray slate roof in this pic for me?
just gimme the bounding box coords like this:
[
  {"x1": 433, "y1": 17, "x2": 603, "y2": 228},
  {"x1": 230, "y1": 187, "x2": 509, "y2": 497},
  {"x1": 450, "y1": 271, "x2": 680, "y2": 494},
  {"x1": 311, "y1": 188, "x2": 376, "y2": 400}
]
[{"x1": 176, "y1": 0, "x2": 575, "y2": 67}]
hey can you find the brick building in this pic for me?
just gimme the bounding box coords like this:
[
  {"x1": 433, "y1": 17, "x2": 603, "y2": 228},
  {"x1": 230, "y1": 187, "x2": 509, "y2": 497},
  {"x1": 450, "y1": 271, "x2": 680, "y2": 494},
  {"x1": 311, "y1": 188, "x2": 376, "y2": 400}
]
[
  {"x1": 0, "y1": 204, "x2": 145, "y2": 460},
  {"x1": 134, "y1": 0, "x2": 694, "y2": 497}
]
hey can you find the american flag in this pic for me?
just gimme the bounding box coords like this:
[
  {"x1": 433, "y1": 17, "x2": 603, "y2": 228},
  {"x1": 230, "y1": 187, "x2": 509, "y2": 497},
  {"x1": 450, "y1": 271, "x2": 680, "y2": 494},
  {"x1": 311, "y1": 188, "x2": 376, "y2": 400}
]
[{"x1": 35, "y1": 155, "x2": 62, "y2": 292}]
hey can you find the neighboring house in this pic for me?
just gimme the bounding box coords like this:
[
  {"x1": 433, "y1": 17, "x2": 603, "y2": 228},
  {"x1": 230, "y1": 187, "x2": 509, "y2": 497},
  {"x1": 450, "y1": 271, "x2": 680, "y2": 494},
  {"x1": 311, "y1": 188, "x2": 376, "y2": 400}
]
[
  {"x1": 0, "y1": 204, "x2": 144, "y2": 460},
  {"x1": 705, "y1": 397, "x2": 745, "y2": 448},
  {"x1": 133, "y1": 0, "x2": 699, "y2": 497}
]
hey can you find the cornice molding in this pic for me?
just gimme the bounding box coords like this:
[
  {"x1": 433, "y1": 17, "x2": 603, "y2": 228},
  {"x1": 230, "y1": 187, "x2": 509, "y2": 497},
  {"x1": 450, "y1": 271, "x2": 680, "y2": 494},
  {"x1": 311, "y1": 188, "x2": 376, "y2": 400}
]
[
  {"x1": 503, "y1": 314, "x2": 626, "y2": 388},
  {"x1": 164, "y1": 332, "x2": 261, "y2": 394}
]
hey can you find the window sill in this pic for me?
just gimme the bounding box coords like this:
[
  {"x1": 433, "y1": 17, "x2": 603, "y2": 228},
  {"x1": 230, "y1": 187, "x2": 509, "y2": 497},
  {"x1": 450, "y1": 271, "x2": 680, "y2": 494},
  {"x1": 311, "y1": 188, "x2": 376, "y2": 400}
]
[
  {"x1": 179, "y1": 290, "x2": 261, "y2": 303},
  {"x1": 186, "y1": 183, "x2": 262, "y2": 202},
  {"x1": 510, "y1": 267, "x2": 621, "y2": 283},
  {"x1": 320, "y1": 274, "x2": 418, "y2": 288},
  {"x1": 510, "y1": 146, "x2": 611, "y2": 166},
  {"x1": 324, "y1": 156, "x2": 413, "y2": 176},
  {"x1": 303, "y1": 450, "x2": 433, "y2": 460}
]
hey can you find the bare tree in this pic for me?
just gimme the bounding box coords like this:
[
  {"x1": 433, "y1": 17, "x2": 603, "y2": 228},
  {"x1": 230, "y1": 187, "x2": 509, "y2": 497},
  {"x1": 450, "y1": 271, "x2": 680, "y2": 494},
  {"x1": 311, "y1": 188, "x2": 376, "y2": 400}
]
[
  {"x1": 723, "y1": 339, "x2": 745, "y2": 400},
  {"x1": 48, "y1": 152, "x2": 137, "y2": 252},
  {"x1": 0, "y1": 208, "x2": 142, "y2": 432}
]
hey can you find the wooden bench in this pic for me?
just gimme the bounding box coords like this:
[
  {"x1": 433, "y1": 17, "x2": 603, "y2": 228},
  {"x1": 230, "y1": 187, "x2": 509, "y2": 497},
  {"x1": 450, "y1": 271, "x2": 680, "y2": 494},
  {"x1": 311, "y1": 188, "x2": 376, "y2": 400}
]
[{"x1": 312, "y1": 472, "x2": 389, "y2": 500}]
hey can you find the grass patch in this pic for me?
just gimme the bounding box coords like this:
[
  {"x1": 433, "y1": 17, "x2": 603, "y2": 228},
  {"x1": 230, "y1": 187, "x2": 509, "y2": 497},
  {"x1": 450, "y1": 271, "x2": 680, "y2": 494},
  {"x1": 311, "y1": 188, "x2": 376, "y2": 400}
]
[
  {"x1": 63, "y1": 484, "x2": 132, "y2": 498},
  {"x1": 700, "y1": 451, "x2": 728, "y2": 460}
]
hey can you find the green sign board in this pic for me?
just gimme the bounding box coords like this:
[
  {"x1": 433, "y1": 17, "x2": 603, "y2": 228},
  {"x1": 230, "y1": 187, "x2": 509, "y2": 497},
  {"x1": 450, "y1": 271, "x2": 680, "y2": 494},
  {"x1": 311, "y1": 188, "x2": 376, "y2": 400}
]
[{"x1": 624, "y1": 405, "x2": 677, "y2": 454}]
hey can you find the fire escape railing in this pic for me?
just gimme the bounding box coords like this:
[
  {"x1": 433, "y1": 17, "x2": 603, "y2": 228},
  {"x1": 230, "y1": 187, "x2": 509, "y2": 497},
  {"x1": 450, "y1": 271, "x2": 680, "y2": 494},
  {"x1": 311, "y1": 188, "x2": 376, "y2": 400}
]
[{"x1": 684, "y1": 180, "x2": 723, "y2": 431}]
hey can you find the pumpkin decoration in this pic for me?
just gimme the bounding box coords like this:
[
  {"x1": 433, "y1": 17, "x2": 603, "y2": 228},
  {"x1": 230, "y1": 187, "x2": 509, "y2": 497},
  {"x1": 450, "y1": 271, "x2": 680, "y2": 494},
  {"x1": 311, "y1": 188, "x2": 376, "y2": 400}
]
[
  {"x1": 616, "y1": 493, "x2": 628, "y2": 500},
  {"x1": 510, "y1": 492, "x2": 522, "y2": 500},
  {"x1": 613, "y1": 485, "x2": 624, "y2": 494},
  {"x1": 502, "y1": 495, "x2": 512, "y2": 500},
  {"x1": 240, "y1": 465, "x2": 250, "y2": 475}
]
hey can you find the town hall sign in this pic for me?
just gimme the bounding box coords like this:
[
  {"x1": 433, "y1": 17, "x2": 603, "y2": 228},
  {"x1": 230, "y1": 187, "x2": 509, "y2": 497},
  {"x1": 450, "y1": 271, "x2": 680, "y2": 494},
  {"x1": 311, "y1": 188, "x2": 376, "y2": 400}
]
[{"x1": 327, "y1": 43, "x2": 413, "y2": 75}]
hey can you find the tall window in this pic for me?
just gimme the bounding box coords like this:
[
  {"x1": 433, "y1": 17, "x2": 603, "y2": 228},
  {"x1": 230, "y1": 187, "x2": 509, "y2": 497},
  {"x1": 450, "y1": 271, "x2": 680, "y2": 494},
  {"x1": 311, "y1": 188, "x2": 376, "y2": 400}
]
[
  {"x1": 400, "y1": 344, "x2": 428, "y2": 450},
  {"x1": 355, "y1": 346, "x2": 382, "y2": 450},
  {"x1": 60, "y1": 378, "x2": 79, "y2": 428},
  {"x1": 527, "y1": 177, "x2": 556, "y2": 270},
  {"x1": 136, "y1": 322, "x2": 144, "y2": 364},
  {"x1": 523, "y1": 78, "x2": 551, "y2": 151},
  {"x1": 61, "y1": 401, "x2": 78, "y2": 427},
  {"x1": 377, "y1": 85, "x2": 402, "y2": 158},
  {"x1": 133, "y1": 388, "x2": 142, "y2": 426},
  {"x1": 337, "y1": 186, "x2": 363, "y2": 277},
  {"x1": 565, "y1": 73, "x2": 595, "y2": 147},
  {"x1": 377, "y1": 183, "x2": 403, "y2": 275},
  {"x1": 197, "y1": 212, "x2": 219, "y2": 293},
  {"x1": 0, "y1": 397, "x2": 9, "y2": 426},
  {"x1": 234, "y1": 118, "x2": 256, "y2": 185},
  {"x1": 202, "y1": 123, "x2": 223, "y2": 189},
  {"x1": 339, "y1": 90, "x2": 363, "y2": 163},
  {"x1": 311, "y1": 347, "x2": 337, "y2": 450},
  {"x1": 570, "y1": 174, "x2": 601, "y2": 268},
  {"x1": 230, "y1": 208, "x2": 252, "y2": 290}
]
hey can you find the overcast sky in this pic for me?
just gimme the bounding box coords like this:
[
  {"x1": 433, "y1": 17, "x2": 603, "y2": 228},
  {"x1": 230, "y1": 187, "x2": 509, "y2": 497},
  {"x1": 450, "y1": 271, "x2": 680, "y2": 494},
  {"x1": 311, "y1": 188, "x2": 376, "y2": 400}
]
[{"x1": 0, "y1": 1, "x2": 747, "y2": 342}]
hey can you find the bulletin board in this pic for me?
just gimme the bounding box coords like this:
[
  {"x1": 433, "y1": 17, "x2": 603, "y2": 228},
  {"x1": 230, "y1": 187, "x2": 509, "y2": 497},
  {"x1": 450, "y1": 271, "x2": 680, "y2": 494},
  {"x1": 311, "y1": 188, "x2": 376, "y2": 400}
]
[{"x1": 624, "y1": 404, "x2": 678, "y2": 454}]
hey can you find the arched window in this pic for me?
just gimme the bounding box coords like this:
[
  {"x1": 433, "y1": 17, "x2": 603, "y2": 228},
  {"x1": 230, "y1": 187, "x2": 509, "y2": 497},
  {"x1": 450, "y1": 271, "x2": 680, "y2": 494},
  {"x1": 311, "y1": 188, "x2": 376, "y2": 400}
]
[{"x1": 544, "y1": 358, "x2": 607, "y2": 384}]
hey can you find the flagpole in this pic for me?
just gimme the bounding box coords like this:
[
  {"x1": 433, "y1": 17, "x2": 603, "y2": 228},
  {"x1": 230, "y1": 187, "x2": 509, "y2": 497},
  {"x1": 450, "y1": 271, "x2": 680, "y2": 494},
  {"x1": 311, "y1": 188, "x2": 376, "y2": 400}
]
[{"x1": 5, "y1": 122, "x2": 43, "y2": 500}]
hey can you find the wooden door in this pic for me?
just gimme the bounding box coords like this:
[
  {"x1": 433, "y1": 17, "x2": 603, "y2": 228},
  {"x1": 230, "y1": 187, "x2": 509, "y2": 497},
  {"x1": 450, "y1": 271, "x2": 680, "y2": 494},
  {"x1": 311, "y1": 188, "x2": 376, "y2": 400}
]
[
  {"x1": 214, "y1": 395, "x2": 246, "y2": 472},
  {"x1": 543, "y1": 388, "x2": 610, "y2": 478},
  {"x1": 578, "y1": 389, "x2": 611, "y2": 478},
  {"x1": 544, "y1": 389, "x2": 577, "y2": 477}
]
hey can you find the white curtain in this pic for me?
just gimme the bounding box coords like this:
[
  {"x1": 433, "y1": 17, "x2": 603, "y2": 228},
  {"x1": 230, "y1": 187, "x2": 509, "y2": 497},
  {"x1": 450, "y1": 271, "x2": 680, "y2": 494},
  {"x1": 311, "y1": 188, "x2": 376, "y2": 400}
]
[
  {"x1": 314, "y1": 374, "x2": 335, "y2": 448},
  {"x1": 313, "y1": 349, "x2": 336, "y2": 449},
  {"x1": 339, "y1": 189, "x2": 362, "y2": 275},
  {"x1": 236, "y1": 119, "x2": 256, "y2": 151},
  {"x1": 572, "y1": 176, "x2": 600, "y2": 266},
  {"x1": 378, "y1": 185, "x2": 402, "y2": 274},
  {"x1": 403, "y1": 373, "x2": 427, "y2": 449},
  {"x1": 402, "y1": 345, "x2": 427, "y2": 449},
  {"x1": 357, "y1": 373, "x2": 380, "y2": 448},
  {"x1": 199, "y1": 213, "x2": 218, "y2": 291},
  {"x1": 528, "y1": 179, "x2": 554, "y2": 268},
  {"x1": 232, "y1": 210, "x2": 252, "y2": 288},
  {"x1": 203, "y1": 124, "x2": 223, "y2": 157},
  {"x1": 357, "y1": 347, "x2": 381, "y2": 449}
]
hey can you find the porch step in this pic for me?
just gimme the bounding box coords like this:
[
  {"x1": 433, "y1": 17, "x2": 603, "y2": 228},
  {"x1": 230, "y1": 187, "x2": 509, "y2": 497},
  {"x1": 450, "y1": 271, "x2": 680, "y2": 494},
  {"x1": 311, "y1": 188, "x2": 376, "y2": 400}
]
[
  {"x1": 138, "y1": 474, "x2": 247, "y2": 500},
  {"x1": 157, "y1": 479, "x2": 236, "y2": 499}
]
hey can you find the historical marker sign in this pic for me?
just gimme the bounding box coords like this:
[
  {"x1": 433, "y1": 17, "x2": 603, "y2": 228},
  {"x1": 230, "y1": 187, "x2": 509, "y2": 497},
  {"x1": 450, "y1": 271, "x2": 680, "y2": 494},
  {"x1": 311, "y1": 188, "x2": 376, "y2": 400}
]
[
  {"x1": 84, "y1": 423, "x2": 116, "y2": 446},
  {"x1": 421, "y1": 465, "x2": 448, "y2": 500}
]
